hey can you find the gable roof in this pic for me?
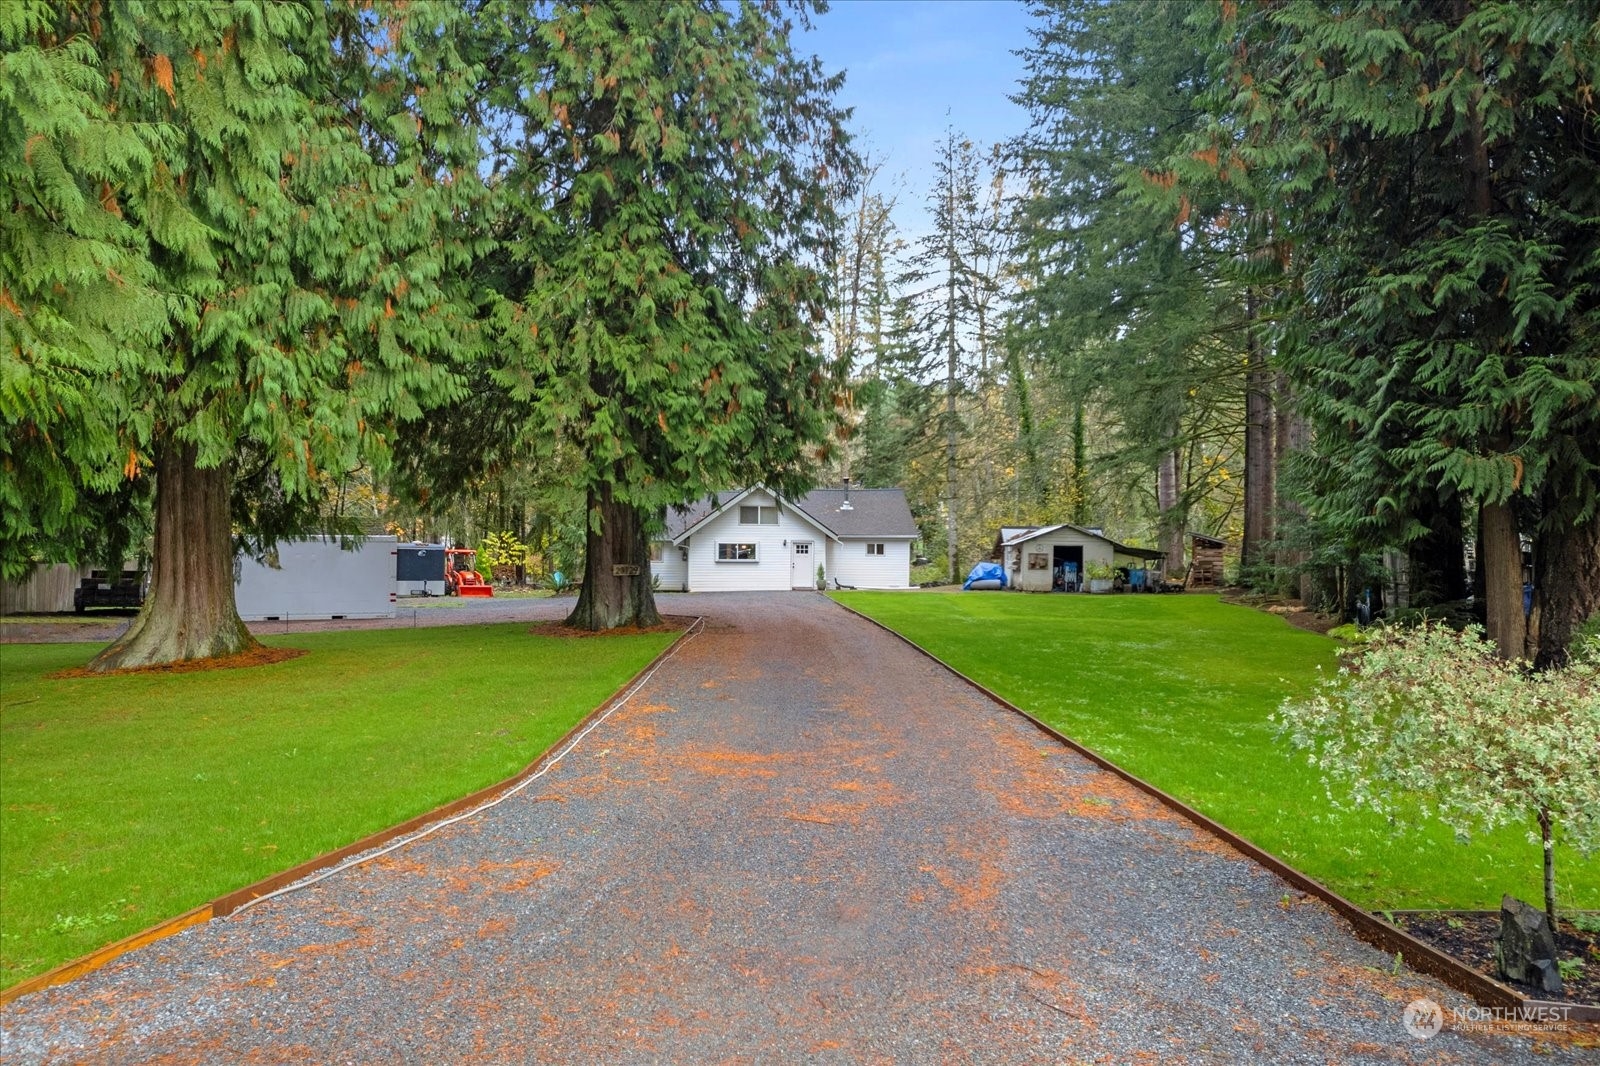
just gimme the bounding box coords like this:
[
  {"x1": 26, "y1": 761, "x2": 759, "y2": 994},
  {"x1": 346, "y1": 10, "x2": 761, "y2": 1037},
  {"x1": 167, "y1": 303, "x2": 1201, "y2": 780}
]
[
  {"x1": 792, "y1": 488, "x2": 918, "y2": 539},
  {"x1": 1000, "y1": 524, "x2": 1067, "y2": 546},
  {"x1": 999, "y1": 522, "x2": 1165, "y2": 561},
  {"x1": 661, "y1": 486, "x2": 918, "y2": 544},
  {"x1": 664, "y1": 487, "x2": 749, "y2": 542}
]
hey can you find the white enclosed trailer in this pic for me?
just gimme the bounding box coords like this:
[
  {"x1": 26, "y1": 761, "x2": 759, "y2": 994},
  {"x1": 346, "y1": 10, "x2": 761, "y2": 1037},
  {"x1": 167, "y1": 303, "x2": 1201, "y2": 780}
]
[{"x1": 234, "y1": 535, "x2": 398, "y2": 621}]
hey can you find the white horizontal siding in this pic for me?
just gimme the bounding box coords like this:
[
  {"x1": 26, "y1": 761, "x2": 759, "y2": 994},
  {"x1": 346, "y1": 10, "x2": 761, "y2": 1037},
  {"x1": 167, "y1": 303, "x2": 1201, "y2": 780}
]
[
  {"x1": 683, "y1": 491, "x2": 830, "y2": 592},
  {"x1": 650, "y1": 540, "x2": 688, "y2": 592},
  {"x1": 825, "y1": 539, "x2": 913, "y2": 589}
]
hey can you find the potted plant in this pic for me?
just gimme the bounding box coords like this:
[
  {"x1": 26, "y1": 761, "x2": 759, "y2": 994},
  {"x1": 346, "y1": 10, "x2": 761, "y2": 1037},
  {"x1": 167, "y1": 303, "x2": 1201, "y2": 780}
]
[
  {"x1": 816, "y1": 563, "x2": 827, "y2": 591},
  {"x1": 1085, "y1": 559, "x2": 1116, "y2": 593}
]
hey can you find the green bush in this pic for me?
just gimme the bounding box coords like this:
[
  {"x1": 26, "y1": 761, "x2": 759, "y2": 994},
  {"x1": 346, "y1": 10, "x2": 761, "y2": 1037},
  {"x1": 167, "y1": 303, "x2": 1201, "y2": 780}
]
[
  {"x1": 477, "y1": 531, "x2": 529, "y2": 584},
  {"x1": 1573, "y1": 613, "x2": 1600, "y2": 662}
]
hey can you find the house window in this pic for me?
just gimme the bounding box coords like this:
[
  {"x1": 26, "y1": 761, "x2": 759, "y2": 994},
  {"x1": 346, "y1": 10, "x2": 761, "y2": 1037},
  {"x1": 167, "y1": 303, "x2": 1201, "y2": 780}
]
[
  {"x1": 865, "y1": 543, "x2": 885, "y2": 556},
  {"x1": 716, "y1": 542, "x2": 758, "y2": 562},
  {"x1": 739, "y1": 505, "x2": 780, "y2": 525},
  {"x1": 648, "y1": 542, "x2": 663, "y2": 561},
  {"x1": 1028, "y1": 553, "x2": 1048, "y2": 570}
]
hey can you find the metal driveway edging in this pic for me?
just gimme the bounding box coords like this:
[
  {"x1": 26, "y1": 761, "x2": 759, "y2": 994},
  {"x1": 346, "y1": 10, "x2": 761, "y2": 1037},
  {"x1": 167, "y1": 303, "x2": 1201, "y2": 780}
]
[
  {"x1": 829, "y1": 596, "x2": 1598, "y2": 1024},
  {"x1": 0, "y1": 618, "x2": 700, "y2": 1007}
]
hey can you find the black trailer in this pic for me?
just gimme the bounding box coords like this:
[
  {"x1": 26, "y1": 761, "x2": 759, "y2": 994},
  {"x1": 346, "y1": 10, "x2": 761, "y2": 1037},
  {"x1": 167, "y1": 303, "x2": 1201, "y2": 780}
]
[
  {"x1": 73, "y1": 571, "x2": 147, "y2": 612},
  {"x1": 395, "y1": 543, "x2": 448, "y2": 595}
]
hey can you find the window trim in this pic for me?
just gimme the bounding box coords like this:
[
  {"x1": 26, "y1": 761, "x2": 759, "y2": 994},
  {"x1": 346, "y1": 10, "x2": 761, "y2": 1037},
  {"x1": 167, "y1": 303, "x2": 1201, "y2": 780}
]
[
  {"x1": 716, "y1": 542, "x2": 759, "y2": 563},
  {"x1": 865, "y1": 542, "x2": 886, "y2": 556},
  {"x1": 738, "y1": 504, "x2": 780, "y2": 526}
]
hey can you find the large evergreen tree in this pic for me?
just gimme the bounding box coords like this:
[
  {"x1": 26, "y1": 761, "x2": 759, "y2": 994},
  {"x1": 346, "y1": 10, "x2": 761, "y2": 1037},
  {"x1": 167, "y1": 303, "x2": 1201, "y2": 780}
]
[
  {"x1": 481, "y1": 0, "x2": 855, "y2": 629},
  {"x1": 0, "y1": 2, "x2": 170, "y2": 581},
  {"x1": 1010, "y1": 0, "x2": 1250, "y2": 575},
  {"x1": 1, "y1": 1, "x2": 483, "y2": 668},
  {"x1": 1209, "y1": 0, "x2": 1600, "y2": 661},
  {"x1": 827, "y1": 159, "x2": 902, "y2": 486},
  {"x1": 903, "y1": 126, "x2": 983, "y2": 583}
]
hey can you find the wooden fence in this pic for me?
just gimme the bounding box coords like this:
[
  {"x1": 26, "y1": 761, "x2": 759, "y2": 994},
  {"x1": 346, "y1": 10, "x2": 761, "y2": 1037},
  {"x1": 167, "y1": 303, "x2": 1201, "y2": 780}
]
[{"x1": 0, "y1": 564, "x2": 94, "y2": 614}]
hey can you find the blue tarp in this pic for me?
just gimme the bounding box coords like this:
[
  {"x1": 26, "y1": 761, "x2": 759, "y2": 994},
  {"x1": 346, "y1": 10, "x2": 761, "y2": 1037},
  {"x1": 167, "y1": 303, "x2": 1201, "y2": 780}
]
[{"x1": 962, "y1": 561, "x2": 1008, "y2": 590}]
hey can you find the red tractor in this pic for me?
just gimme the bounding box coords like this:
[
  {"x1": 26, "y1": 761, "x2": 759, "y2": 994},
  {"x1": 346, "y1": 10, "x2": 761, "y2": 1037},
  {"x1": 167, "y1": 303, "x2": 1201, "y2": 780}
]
[{"x1": 444, "y1": 548, "x2": 494, "y2": 597}]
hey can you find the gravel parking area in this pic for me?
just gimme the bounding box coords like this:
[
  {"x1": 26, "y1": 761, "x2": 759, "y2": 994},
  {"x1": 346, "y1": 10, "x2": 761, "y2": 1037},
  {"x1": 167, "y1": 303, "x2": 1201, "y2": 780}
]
[
  {"x1": 1, "y1": 593, "x2": 1586, "y2": 1062},
  {"x1": 0, "y1": 594, "x2": 587, "y2": 643}
]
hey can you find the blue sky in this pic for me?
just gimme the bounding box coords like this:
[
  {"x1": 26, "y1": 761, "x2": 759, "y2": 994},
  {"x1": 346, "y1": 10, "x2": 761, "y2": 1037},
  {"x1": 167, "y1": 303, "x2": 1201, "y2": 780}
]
[{"x1": 802, "y1": 0, "x2": 1036, "y2": 223}]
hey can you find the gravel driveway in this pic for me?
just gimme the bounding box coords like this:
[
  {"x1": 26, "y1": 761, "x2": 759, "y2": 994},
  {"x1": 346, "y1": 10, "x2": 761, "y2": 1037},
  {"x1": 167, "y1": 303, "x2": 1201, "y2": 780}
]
[{"x1": 1, "y1": 593, "x2": 1584, "y2": 1063}]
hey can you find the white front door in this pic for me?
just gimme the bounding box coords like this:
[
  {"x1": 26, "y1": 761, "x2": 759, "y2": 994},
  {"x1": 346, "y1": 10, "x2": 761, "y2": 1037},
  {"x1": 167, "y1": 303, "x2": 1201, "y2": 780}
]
[{"x1": 791, "y1": 541, "x2": 814, "y2": 589}]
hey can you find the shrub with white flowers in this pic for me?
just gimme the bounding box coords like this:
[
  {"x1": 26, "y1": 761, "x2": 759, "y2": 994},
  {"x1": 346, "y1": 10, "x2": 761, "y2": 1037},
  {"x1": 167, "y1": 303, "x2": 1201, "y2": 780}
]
[{"x1": 1277, "y1": 622, "x2": 1600, "y2": 926}]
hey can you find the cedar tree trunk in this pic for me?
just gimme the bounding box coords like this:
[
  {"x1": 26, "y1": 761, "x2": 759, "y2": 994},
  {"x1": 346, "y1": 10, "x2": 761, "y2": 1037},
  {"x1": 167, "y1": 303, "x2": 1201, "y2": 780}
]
[
  {"x1": 943, "y1": 142, "x2": 962, "y2": 587},
  {"x1": 1242, "y1": 290, "x2": 1274, "y2": 575},
  {"x1": 1460, "y1": 34, "x2": 1526, "y2": 659},
  {"x1": 1068, "y1": 398, "x2": 1088, "y2": 524},
  {"x1": 1534, "y1": 510, "x2": 1600, "y2": 669},
  {"x1": 1479, "y1": 500, "x2": 1526, "y2": 660},
  {"x1": 566, "y1": 483, "x2": 662, "y2": 631},
  {"x1": 1273, "y1": 372, "x2": 1311, "y2": 601},
  {"x1": 944, "y1": 361, "x2": 959, "y2": 586},
  {"x1": 88, "y1": 439, "x2": 258, "y2": 671}
]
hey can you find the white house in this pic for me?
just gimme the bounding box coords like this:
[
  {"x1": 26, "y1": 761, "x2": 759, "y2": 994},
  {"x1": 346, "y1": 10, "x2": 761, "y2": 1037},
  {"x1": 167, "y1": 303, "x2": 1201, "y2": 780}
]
[
  {"x1": 651, "y1": 486, "x2": 918, "y2": 592},
  {"x1": 996, "y1": 524, "x2": 1165, "y2": 593}
]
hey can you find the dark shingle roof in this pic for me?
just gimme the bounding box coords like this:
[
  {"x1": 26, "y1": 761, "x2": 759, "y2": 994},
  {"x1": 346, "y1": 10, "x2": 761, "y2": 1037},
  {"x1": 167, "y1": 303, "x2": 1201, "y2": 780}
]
[
  {"x1": 793, "y1": 489, "x2": 918, "y2": 538},
  {"x1": 662, "y1": 495, "x2": 726, "y2": 540},
  {"x1": 660, "y1": 486, "x2": 917, "y2": 541}
]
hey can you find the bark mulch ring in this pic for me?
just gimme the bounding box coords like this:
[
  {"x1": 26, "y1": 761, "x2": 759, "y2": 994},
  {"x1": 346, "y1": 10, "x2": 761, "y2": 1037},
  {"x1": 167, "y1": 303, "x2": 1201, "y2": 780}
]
[
  {"x1": 528, "y1": 614, "x2": 699, "y2": 639},
  {"x1": 1272, "y1": 604, "x2": 1344, "y2": 636},
  {"x1": 48, "y1": 645, "x2": 307, "y2": 679},
  {"x1": 1391, "y1": 911, "x2": 1600, "y2": 1007},
  {"x1": 1219, "y1": 590, "x2": 1344, "y2": 636}
]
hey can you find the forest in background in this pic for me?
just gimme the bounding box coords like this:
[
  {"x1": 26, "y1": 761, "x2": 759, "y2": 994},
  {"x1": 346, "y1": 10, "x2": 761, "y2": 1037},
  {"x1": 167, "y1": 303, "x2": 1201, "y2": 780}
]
[
  {"x1": 4, "y1": 0, "x2": 1597, "y2": 663},
  {"x1": 821, "y1": 0, "x2": 1600, "y2": 672}
]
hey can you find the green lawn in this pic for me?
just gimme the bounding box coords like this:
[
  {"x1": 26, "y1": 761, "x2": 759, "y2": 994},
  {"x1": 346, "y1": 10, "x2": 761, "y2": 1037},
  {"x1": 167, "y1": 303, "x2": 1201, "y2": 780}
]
[
  {"x1": 0, "y1": 623, "x2": 674, "y2": 989},
  {"x1": 834, "y1": 590, "x2": 1600, "y2": 913}
]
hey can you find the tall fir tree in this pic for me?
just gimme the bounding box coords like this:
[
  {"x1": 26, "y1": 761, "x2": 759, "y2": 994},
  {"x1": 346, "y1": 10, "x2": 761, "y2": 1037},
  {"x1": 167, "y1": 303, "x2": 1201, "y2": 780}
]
[
  {"x1": 827, "y1": 159, "x2": 901, "y2": 485},
  {"x1": 1010, "y1": 0, "x2": 1250, "y2": 575},
  {"x1": 480, "y1": 0, "x2": 855, "y2": 629}
]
